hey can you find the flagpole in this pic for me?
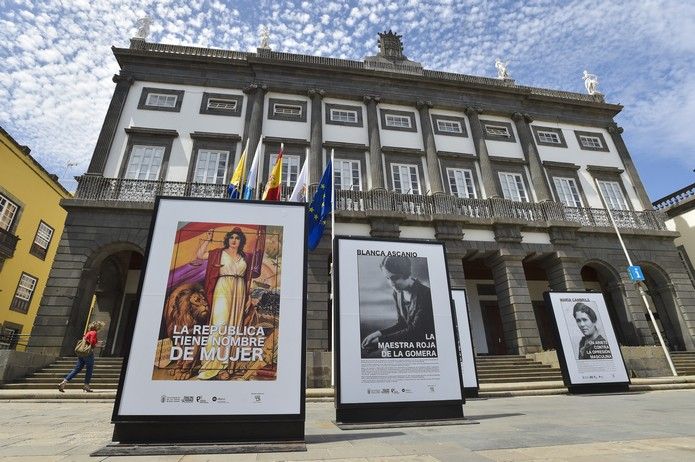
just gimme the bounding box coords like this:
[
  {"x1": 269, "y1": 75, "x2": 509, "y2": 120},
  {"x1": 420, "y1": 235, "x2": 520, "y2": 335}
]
[
  {"x1": 254, "y1": 135, "x2": 263, "y2": 200},
  {"x1": 330, "y1": 148, "x2": 335, "y2": 388}
]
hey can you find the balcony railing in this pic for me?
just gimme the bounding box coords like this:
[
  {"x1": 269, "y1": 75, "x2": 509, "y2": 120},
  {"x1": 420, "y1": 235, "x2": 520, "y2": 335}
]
[
  {"x1": 73, "y1": 176, "x2": 295, "y2": 202},
  {"x1": 0, "y1": 227, "x2": 19, "y2": 260},
  {"x1": 653, "y1": 182, "x2": 695, "y2": 211},
  {"x1": 72, "y1": 177, "x2": 667, "y2": 232}
]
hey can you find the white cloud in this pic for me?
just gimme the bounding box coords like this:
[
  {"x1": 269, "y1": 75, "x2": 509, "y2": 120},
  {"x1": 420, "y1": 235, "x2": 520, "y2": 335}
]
[{"x1": 0, "y1": 0, "x2": 692, "y2": 195}]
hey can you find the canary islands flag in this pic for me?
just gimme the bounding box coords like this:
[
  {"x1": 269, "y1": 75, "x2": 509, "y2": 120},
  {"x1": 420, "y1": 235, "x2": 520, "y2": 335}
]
[
  {"x1": 262, "y1": 145, "x2": 283, "y2": 201},
  {"x1": 227, "y1": 140, "x2": 248, "y2": 199},
  {"x1": 307, "y1": 160, "x2": 332, "y2": 251}
]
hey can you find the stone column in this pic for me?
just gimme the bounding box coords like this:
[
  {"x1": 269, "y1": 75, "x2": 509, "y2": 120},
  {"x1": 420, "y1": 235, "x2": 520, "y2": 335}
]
[
  {"x1": 308, "y1": 89, "x2": 325, "y2": 185},
  {"x1": 543, "y1": 251, "x2": 584, "y2": 291},
  {"x1": 86, "y1": 72, "x2": 134, "y2": 176},
  {"x1": 487, "y1": 250, "x2": 542, "y2": 354},
  {"x1": 416, "y1": 100, "x2": 443, "y2": 194},
  {"x1": 364, "y1": 95, "x2": 384, "y2": 189},
  {"x1": 512, "y1": 112, "x2": 551, "y2": 201},
  {"x1": 607, "y1": 123, "x2": 652, "y2": 209},
  {"x1": 242, "y1": 84, "x2": 268, "y2": 167},
  {"x1": 465, "y1": 106, "x2": 499, "y2": 198}
]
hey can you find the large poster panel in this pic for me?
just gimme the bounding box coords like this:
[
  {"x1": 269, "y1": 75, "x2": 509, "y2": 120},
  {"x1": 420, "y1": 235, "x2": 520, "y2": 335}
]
[
  {"x1": 451, "y1": 289, "x2": 479, "y2": 394},
  {"x1": 336, "y1": 237, "x2": 463, "y2": 411},
  {"x1": 114, "y1": 198, "x2": 306, "y2": 418},
  {"x1": 545, "y1": 291, "x2": 629, "y2": 389}
]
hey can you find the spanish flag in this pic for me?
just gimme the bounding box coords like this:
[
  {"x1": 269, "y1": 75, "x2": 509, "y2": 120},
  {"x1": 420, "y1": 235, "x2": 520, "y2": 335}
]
[
  {"x1": 262, "y1": 144, "x2": 283, "y2": 201},
  {"x1": 227, "y1": 139, "x2": 249, "y2": 199}
]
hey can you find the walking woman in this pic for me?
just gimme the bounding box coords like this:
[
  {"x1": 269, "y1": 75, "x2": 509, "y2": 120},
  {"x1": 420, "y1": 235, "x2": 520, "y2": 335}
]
[{"x1": 58, "y1": 321, "x2": 105, "y2": 392}]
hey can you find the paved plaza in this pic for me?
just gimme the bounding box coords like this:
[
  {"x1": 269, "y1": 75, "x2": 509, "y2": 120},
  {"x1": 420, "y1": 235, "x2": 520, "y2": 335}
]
[{"x1": 1, "y1": 390, "x2": 695, "y2": 461}]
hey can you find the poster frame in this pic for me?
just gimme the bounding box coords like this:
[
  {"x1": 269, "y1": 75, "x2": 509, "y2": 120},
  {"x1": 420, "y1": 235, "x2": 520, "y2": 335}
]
[
  {"x1": 110, "y1": 196, "x2": 308, "y2": 443},
  {"x1": 451, "y1": 288, "x2": 479, "y2": 397},
  {"x1": 543, "y1": 290, "x2": 630, "y2": 394},
  {"x1": 333, "y1": 235, "x2": 464, "y2": 424}
]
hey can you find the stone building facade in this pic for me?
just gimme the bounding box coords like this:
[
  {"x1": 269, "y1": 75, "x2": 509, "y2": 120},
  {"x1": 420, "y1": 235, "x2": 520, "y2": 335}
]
[{"x1": 28, "y1": 32, "x2": 695, "y2": 386}]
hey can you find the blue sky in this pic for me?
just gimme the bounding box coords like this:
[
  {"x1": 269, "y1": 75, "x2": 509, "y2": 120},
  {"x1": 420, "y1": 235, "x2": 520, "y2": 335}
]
[{"x1": 1, "y1": 0, "x2": 693, "y2": 200}]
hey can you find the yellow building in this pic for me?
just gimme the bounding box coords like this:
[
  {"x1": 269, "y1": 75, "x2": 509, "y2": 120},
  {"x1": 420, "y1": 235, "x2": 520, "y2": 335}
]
[{"x1": 0, "y1": 126, "x2": 69, "y2": 350}]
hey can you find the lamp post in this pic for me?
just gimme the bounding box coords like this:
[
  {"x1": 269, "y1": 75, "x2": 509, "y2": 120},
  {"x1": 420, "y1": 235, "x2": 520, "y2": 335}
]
[{"x1": 594, "y1": 178, "x2": 677, "y2": 376}]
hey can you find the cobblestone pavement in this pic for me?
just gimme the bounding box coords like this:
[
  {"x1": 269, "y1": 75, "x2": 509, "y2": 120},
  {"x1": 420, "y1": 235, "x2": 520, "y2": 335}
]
[{"x1": 1, "y1": 390, "x2": 694, "y2": 461}]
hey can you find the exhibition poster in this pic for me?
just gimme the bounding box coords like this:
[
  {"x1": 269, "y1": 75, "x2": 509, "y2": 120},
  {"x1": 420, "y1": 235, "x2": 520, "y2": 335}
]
[{"x1": 336, "y1": 237, "x2": 463, "y2": 406}]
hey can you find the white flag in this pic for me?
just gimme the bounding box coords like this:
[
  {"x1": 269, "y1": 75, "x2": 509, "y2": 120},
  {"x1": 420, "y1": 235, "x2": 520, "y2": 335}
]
[{"x1": 289, "y1": 156, "x2": 309, "y2": 202}]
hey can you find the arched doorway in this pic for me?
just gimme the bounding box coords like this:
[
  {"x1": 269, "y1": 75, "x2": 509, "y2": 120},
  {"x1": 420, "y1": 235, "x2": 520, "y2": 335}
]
[
  {"x1": 640, "y1": 262, "x2": 688, "y2": 351},
  {"x1": 581, "y1": 260, "x2": 639, "y2": 346},
  {"x1": 62, "y1": 243, "x2": 143, "y2": 357}
]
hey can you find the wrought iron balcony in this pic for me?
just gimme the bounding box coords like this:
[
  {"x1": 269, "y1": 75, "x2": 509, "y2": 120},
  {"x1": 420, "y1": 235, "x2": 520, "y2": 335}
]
[
  {"x1": 73, "y1": 176, "x2": 295, "y2": 203},
  {"x1": 0, "y1": 227, "x2": 19, "y2": 260},
  {"x1": 334, "y1": 189, "x2": 668, "y2": 232},
  {"x1": 653, "y1": 182, "x2": 695, "y2": 211},
  {"x1": 71, "y1": 176, "x2": 667, "y2": 232}
]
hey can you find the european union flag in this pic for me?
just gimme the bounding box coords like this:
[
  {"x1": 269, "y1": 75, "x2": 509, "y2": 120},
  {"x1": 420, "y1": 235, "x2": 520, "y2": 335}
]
[{"x1": 307, "y1": 160, "x2": 332, "y2": 251}]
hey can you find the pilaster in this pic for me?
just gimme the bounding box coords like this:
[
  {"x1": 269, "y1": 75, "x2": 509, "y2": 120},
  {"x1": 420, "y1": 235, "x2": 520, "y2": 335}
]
[
  {"x1": 86, "y1": 72, "x2": 134, "y2": 176},
  {"x1": 308, "y1": 89, "x2": 325, "y2": 185},
  {"x1": 416, "y1": 100, "x2": 443, "y2": 194},
  {"x1": 365, "y1": 95, "x2": 385, "y2": 189},
  {"x1": 542, "y1": 252, "x2": 584, "y2": 291},
  {"x1": 465, "y1": 106, "x2": 499, "y2": 198},
  {"x1": 607, "y1": 123, "x2": 652, "y2": 209},
  {"x1": 512, "y1": 112, "x2": 551, "y2": 201},
  {"x1": 487, "y1": 250, "x2": 542, "y2": 354},
  {"x1": 242, "y1": 83, "x2": 268, "y2": 169}
]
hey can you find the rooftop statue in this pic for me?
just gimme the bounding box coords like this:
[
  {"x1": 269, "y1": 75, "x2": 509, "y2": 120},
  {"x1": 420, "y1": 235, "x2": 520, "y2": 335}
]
[
  {"x1": 134, "y1": 16, "x2": 152, "y2": 40},
  {"x1": 582, "y1": 70, "x2": 601, "y2": 95},
  {"x1": 495, "y1": 58, "x2": 511, "y2": 80},
  {"x1": 259, "y1": 25, "x2": 270, "y2": 49}
]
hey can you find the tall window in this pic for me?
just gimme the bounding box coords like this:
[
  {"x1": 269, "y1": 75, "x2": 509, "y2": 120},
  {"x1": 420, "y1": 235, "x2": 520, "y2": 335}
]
[
  {"x1": 269, "y1": 154, "x2": 301, "y2": 188},
  {"x1": 193, "y1": 149, "x2": 230, "y2": 184},
  {"x1": 124, "y1": 145, "x2": 165, "y2": 180},
  {"x1": 0, "y1": 193, "x2": 19, "y2": 231},
  {"x1": 447, "y1": 168, "x2": 477, "y2": 198},
  {"x1": 145, "y1": 93, "x2": 177, "y2": 108},
  {"x1": 391, "y1": 164, "x2": 421, "y2": 194},
  {"x1": 11, "y1": 273, "x2": 37, "y2": 314},
  {"x1": 597, "y1": 180, "x2": 629, "y2": 210},
  {"x1": 334, "y1": 159, "x2": 361, "y2": 191},
  {"x1": 553, "y1": 177, "x2": 583, "y2": 207},
  {"x1": 30, "y1": 221, "x2": 54, "y2": 260},
  {"x1": 499, "y1": 172, "x2": 529, "y2": 202}
]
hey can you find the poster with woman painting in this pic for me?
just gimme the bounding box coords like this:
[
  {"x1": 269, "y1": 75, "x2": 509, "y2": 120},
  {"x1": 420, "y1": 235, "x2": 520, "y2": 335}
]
[
  {"x1": 151, "y1": 222, "x2": 283, "y2": 381},
  {"x1": 544, "y1": 291, "x2": 629, "y2": 391},
  {"x1": 115, "y1": 198, "x2": 306, "y2": 420}
]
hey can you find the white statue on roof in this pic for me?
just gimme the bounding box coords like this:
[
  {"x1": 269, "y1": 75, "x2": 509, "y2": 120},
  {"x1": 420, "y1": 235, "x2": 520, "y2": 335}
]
[
  {"x1": 259, "y1": 25, "x2": 270, "y2": 49},
  {"x1": 582, "y1": 70, "x2": 600, "y2": 95},
  {"x1": 134, "y1": 16, "x2": 152, "y2": 40},
  {"x1": 495, "y1": 58, "x2": 511, "y2": 80}
]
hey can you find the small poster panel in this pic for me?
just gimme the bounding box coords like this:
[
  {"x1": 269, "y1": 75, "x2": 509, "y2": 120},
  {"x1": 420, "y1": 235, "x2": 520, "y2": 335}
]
[
  {"x1": 451, "y1": 289, "x2": 479, "y2": 396},
  {"x1": 335, "y1": 237, "x2": 463, "y2": 423},
  {"x1": 112, "y1": 198, "x2": 307, "y2": 443},
  {"x1": 544, "y1": 291, "x2": 629, "y2": 392}
]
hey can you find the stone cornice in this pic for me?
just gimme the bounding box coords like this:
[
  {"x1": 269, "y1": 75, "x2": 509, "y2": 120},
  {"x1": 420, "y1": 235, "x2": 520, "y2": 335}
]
[
  {"x1": 586, "y1": 165, "x2": 624, "y2": 175},
  {"x1": 124, "y1": 127, "x2": 179, "y2": 137},
  {"x1": 189, "y1": 131, "x2": 241, "y2": 141},
  {"x1": 261, "y1": 136, "x2": 310, "y2": 146},
  {"x1": 542, "y1": 160, "x2": 581, "y2": 171},
  {"x1": 323, "y1": 141, "x2": 369, "y2": 151},
  {"x1": 112, "y1": 42, "x2": 621, "y2": 111}
]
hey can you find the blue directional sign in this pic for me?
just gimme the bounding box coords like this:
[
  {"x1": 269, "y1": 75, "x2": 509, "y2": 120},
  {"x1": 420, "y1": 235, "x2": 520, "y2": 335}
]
[{"x1": 628, "y1": 265, "x2": 645, "y2": 282}]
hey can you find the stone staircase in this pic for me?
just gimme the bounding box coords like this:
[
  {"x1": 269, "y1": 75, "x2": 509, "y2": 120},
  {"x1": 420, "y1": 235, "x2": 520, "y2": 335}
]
[
  {"x1": 1, "y1": 356, "x2": 123, "y2": 391},
  {"x1": 671, "y1": 351, "x2": 695, "y2": 376},
  {"x1": 475, "y1": 354, "x2": 563, "y2": 384}
]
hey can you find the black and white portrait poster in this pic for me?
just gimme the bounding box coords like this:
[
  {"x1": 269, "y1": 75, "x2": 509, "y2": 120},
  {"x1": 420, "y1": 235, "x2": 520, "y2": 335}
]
[
  {"x1": 451, "y1": 290, "x2": 479, "y2": 392},
  {"x1": 336, "y1": 237, "x2": 463, "y2": 405},
  {"x1": 114, "y1": 198, "x2": 306, "y2": 418},
  {"x1": 545, "y1": 292, "x2": 628, "y2": 386}
]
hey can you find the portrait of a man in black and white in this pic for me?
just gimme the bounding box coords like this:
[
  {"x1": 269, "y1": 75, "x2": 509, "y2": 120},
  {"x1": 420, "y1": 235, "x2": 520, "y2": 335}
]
[{"x1": 358, "y1": 254, "x2": 437, "y2": 359}]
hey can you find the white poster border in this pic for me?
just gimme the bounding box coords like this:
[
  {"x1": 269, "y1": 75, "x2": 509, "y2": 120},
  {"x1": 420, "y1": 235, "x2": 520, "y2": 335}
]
[{"x1": 451, "y1": 289, "x2": 479, "y2": 391}]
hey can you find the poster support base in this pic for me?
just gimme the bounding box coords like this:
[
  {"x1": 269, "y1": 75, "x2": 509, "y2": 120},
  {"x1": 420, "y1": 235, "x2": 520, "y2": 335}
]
[
  {"x1": 93, "y1": 440, "x2": 306, "y2": 457},
  {"x1": 336, "y1": 401, "x2": 463, "y2": 424},
  {"x1": 567, "y1": 382, "x2": 630, "y2": 395},
  {"x1": 111, "y1": 420, "x2": 305, "y2": 446},
  {"x1": 334, "y1": 417, "x2": 475, "y2": 430},
  {"x1": 463, "y1": 387, "x2": 479, "y2": 398}
]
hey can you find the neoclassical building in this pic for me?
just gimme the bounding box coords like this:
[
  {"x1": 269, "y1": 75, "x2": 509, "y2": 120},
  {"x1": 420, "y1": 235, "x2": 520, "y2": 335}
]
[{"x1": 28, "y1": 31, "x2": 695, "y2": 385}]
